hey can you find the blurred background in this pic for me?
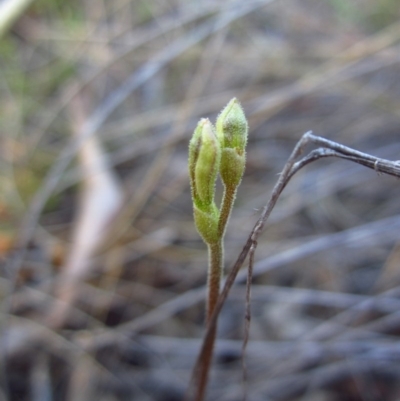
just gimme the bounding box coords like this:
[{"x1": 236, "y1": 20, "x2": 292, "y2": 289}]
[{"x1": 1, "y1": 0, "x2": 400, "y2": 400}]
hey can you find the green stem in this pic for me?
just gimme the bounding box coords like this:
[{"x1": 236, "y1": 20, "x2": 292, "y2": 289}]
[
  {"x1": 218, "y1": 185, "x2": 237, "y2": 239},
  {"x1": 195, "y1": 187, "x2": 237, "y2": 401},
  {"x1": 206, "y1": 185, "x2": 237, "y2": 320},
  {"x1": 195, "y1": 241, "x2": 222, "y2": 401},
  {"x1": 207, "y1": 241, "x2": 223, "y2": 321},
  {"x1": 194, "y1": 323, "x2": 217, "y2": 401}
]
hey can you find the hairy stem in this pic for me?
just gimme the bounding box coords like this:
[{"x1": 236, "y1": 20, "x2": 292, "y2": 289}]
[
  {"x1": 193, "y1": 241, "x2": 222, "y2": 401},
  {"x1": 207, "y1": 241, "x2": 223, "y2": 321},
  {"x1": 218, "y1": 185, "x2": 237, "y2": 239},
  {"x1": 195, "y1": 187, "x2": 237, "y2": 401}
]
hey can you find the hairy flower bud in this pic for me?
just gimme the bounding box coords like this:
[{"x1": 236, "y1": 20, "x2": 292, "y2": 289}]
[
  {"x1": 188, "y1": 118, "x2": 221, "y2": 244},
  {"x1": 216, "y1": 98, "x2": 248, "y2": 188},
  {"x1": 189, "y1": 118, "x2": 220, "y2": 207},
  {"x1": 193, "y1": 202, "x2": 220, "y2": 244}
]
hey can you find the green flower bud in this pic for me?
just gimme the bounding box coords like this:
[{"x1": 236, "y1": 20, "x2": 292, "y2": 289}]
[
  {"x1": 219, "y1": 148, "x2": 245, "y2": 189},
  {"x1": 188, "y1": 120, "x2": 202, "y2": 203},
  {"x1": 216, "y1": 98, "x2": 248, "y2": 152},
  {"x1": 189, "y1": 118, "x2": 220, "y2": 208},
  {"x1": 193, "y1": 202, "x2": 220, "y2": 244},
  {"x1": 216, "y1": 98, "x2": 248, "y2": 188},
  {"x1": 189, "y1": 118, "x2": 221, "y2": 244}
]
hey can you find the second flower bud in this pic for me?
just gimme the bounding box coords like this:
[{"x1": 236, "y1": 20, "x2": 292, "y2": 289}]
[{"x1": 216, "y1": 98, "x2": 248, "y2": 189}]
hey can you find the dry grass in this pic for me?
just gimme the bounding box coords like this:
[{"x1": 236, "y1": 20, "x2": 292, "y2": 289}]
[{"x1": 1, "y1": 0, "x2": 400, "y2": 400}]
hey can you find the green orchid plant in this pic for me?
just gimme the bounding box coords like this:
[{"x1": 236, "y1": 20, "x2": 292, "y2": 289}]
[
  {"x1": 189, "y1": 97, "x2": 248, "y2": 323},
  {"x1": 188, "y1": 98, "x2": 248, "y2": 401}
]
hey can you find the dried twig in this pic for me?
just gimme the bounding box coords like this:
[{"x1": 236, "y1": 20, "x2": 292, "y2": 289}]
[{"x1": 187, "y1": 131, "x2": 400, "y2": 401}]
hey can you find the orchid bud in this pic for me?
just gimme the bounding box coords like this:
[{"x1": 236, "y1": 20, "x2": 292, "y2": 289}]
[
  {"x1": 189, "y1": 118, "x2": 220, "y2": 208},
  {"x1": 193, "y1": 202, "x2": 220, "y2": 244},
  {"x1": 216, "y1": 98, "x2": 248, "y2": 188},
  {"x1": 189, "y1": 118, "x2": 221, "y2": 244}
]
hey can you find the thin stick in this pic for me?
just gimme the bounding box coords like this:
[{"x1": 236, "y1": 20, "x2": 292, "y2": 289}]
[
  {"x1": 187, "y1": 131, "x2": 400, "y2": 400},
  {"x1": 242, "y1": 239, "x2": 255, "y2": 401}
]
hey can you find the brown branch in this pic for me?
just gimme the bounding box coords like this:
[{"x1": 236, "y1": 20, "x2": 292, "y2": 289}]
[{"x1": 186, "y1": 131, "x2": 400, "y2": 401}]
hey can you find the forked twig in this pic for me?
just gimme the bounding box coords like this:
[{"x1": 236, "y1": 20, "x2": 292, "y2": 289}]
[{"x1": 186, "y1": 131, "x2": 400, "y2": 401}]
